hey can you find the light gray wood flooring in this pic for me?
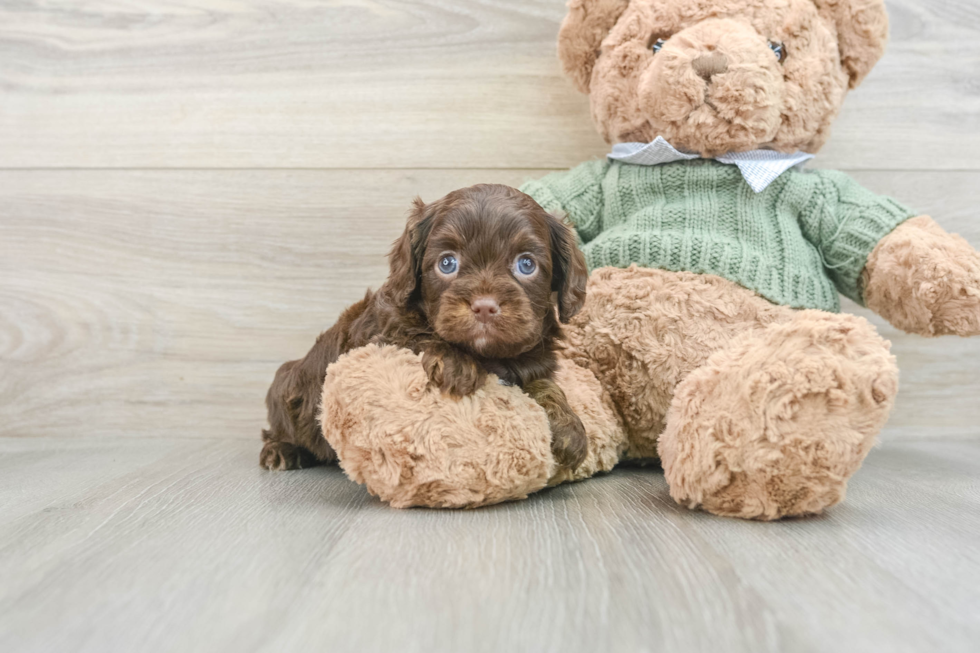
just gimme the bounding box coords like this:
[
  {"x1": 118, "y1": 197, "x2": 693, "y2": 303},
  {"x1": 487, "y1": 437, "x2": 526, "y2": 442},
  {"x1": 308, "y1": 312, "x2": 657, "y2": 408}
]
[
  {"x1": 1, "y1": 437, "x2": 978, "y2": 653},
  {"x1": 2, "y1": 1, "x2": 979, "y2": 651}
]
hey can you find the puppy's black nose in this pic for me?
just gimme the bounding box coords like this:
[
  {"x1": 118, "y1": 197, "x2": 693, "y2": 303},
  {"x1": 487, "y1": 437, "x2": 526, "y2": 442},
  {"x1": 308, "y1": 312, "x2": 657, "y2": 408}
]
[{"x1": 471, "y1": 297, "x2": 500, "y2": 323}]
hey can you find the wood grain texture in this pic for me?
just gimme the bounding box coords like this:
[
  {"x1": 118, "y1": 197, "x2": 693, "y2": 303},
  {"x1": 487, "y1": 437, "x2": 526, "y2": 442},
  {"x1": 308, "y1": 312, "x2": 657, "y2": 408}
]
[
  {"x1": 0, "y1": 436, "x2": 977, "y2": 653},
  {"x1": 1, "y1": 0, "x2": 978, "y2": 170},
  {"x1": 1, "y1": 168, "x2": 978, "y2": 441},
  {"x1": 1, "y1": 3, "x2": 978, "y2": 652}
]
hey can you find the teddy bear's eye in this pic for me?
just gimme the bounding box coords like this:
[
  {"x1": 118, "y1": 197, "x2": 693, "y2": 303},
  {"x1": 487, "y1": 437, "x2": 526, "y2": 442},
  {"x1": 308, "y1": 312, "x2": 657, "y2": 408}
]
[
  {"x1": 768, "y1": 41, "x2": 786, "y2": 63},
  {"x1": 651, "y1": 38, "x2": 666, "y2": 54}
]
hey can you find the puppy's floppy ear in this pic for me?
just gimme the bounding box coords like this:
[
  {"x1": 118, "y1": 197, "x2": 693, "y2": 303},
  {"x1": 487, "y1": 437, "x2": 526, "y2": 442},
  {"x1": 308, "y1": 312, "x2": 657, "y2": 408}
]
[
  {"x1": 812, "y1": 0, "x2": 889, "y2": 88},
  {"x1": 387, "y1": 196, "x2": 434, "y2": 305},
  {"x1": 558, "y1": 0, "x2": 630, "y2": 94},
  {"x1": 547, "y1": 212, "x2": 588, "y2": 323}
]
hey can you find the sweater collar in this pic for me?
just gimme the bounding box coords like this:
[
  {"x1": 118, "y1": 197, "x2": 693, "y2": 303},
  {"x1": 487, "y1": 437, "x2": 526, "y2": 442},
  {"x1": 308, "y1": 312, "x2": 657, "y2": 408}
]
[{"x1": 608, "y1": 136, "x2": 814, "y2": 193}]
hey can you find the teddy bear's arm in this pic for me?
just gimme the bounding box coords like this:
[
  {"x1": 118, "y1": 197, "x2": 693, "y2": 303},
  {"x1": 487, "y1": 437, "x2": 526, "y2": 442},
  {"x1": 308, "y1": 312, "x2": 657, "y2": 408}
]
[
  {"x1": 795, "y1": 169, "x2": 916, "y2": 306},
  {"x1": 862, "y1": 216, "x2": 980, "y2": 337},
  {"x1": 520, "y1": 159, "x2": 610, "y2": 244}
]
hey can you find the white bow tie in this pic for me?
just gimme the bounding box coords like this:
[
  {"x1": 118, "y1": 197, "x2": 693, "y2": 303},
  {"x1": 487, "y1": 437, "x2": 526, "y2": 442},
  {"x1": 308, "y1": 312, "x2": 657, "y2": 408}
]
[{"x1": 608, "y1": 136, "x2": 814, "y2": 193}]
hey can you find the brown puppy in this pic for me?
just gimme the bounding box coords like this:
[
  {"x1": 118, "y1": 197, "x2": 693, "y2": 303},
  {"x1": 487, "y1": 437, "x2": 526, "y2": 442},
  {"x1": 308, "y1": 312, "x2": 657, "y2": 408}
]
[{"x1": 261, "y1": 184, "x2": 590, "y2": 472}]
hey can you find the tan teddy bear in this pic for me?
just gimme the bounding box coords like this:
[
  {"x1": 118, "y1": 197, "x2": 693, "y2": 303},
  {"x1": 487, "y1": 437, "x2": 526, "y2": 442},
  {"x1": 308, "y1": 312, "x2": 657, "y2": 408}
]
[{"x1": 320, "y1": 0, "x2": 980, "y2": 519}]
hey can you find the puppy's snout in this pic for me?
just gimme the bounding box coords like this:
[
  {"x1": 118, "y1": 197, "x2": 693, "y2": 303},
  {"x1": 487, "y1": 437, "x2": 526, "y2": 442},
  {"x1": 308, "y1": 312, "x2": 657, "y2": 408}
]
[
  {"x1": 692, "y1": 52, "x2": 728, "y2": 81},
  {"x1": 470, "y1": 297, "x2": 500, "y2": 324}
]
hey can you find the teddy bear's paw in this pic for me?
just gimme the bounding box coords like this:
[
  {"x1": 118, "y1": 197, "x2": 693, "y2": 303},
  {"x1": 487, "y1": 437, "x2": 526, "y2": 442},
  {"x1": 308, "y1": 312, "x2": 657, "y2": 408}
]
[
  {"x1": 864, "y1": 215, "x2": 980, "y2": 337},
  {"x1": 658, "y1": 311, "x2": 898, "y2": 520}
]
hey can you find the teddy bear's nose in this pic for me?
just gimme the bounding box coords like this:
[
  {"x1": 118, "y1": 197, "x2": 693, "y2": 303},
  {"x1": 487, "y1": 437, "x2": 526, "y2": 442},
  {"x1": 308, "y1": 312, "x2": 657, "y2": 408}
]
[{"x1": 692, "y1": 52, "x2": 729, "y2": 81}]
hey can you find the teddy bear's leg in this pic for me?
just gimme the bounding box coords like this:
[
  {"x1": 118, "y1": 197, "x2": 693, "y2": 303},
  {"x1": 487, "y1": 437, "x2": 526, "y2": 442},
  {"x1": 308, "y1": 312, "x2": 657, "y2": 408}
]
[
  {"x1": 563, "y1": 266, "x2": 790, "y2": 459},
  {"x1": 658, "y1": 310, "x2": 899, "y2": 520},
  {"x1": 319, "y1": 344, "x2": 625, "y2": 508}
]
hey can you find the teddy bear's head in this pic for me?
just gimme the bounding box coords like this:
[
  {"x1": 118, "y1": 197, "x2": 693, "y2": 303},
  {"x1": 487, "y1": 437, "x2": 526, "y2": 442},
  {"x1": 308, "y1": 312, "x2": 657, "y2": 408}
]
[{"x1": 558, "y1": 0, "x2": 888, "y2": 156}]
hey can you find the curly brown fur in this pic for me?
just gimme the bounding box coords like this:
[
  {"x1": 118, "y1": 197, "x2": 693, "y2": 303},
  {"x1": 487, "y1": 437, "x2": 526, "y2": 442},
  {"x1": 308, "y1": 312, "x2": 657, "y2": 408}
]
[
  {"x1": 524, "y1": 378, "x2": 588, "y2": 468},
  {"x1": 261, "y1": 184, "x2": 589, "y2": 471}
]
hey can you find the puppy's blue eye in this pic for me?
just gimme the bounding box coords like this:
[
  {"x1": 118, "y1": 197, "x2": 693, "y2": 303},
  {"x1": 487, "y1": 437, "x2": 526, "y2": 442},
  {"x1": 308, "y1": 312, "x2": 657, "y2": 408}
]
[
  {"x1": 651, "y1": 38, "x2": 666, "y2": 54},
  {"x1": 768, "y1": 41, "x2": 786, "y2": 63},
  {"x1": 438, "y1": 255, "x2": 458, "y2": 275},
  {"x1": 515, "y1": 257, "x2": 536, "y2": 276}
]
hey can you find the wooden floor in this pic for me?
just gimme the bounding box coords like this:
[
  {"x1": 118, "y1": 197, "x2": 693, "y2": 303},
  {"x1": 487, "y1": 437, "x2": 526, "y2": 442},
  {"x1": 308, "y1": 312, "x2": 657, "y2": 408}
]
[
  {"x1": 0, "y1": 436, "x2": 978, "y2": 653},
  {"x1": 2, "y1": 1, "x2": 980, "y2": 651}
]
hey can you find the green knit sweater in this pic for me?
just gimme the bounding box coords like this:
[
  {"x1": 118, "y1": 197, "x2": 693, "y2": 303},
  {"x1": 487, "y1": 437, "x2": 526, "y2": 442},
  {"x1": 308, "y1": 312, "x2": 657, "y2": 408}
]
[{"x1": 520, "y1": 159, "x2": 915, "y2": 312}]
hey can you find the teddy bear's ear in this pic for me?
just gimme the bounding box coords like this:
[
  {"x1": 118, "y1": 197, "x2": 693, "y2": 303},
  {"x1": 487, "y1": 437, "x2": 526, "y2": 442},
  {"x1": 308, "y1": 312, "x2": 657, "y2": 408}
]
[
  {"x1": 813, "y1": 0, "x2": 889, "y2": 89},
  {"x1": 558, "y1": 0, "x2": 631, "y2": 94}
]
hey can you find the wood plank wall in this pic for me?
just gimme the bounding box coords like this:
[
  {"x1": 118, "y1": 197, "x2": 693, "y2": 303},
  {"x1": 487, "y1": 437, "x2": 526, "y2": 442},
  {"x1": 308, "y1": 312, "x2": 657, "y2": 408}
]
[{"x1": 1, "y1": 0, "x2": 978, "y2": 441}]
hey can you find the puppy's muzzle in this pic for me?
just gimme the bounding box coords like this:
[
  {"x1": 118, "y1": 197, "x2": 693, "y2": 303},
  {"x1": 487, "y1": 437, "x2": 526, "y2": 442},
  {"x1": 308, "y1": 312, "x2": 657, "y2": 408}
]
[{"x1": 470, "y1": 297, "x2": 500, "y2": 324}]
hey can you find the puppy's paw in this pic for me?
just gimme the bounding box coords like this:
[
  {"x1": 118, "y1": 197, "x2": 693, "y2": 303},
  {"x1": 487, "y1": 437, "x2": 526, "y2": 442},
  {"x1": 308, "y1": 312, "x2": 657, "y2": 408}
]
[
  {"x1": 260, "y1": 441, "x2": 308, "y2": 471},
  {"x1": 422, "y1": 347, "x2": 487, "y2": 398},
  {"x1": 550, "y1": 412, "x2": 588, "y2": 470}
]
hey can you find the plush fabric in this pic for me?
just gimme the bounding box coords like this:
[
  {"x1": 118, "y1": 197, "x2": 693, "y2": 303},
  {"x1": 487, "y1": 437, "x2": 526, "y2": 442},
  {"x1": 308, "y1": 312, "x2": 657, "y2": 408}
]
[
  {"x1": 320, "y1": 344, "x2": 626, "y2": 508},
  {"x1": 521, "y1": 158, "x2": 914, "y2": 311},
  {"x1": 320, "y1": 344, "x2": 555, "y2": 508},
  {"x1": 863, "y1": 216, "x2": 980, "y2": 338},
  {"x1": 562, "y1": 266, "x2": 791, "y2": 460},
  {"x1": 566, "y1": 0, "x2": 887, "y2": 155},
  {"x1": 658, "y1": 310, "x2": 898, "y2": 520},
  {"x1": 319, "y1": 268, "x2": 902, "y2": 520},
  {"x1": 315, "y1": 0, "x2": 978, "y2": 520}
]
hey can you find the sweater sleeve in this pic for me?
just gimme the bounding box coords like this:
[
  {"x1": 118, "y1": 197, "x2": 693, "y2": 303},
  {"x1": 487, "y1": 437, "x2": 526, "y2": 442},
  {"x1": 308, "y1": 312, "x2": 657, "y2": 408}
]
[
  {"x1": 519, "y1": 159, "x2": 609, "y2": 245},
  {"x1": 797, "y1": 169, "x2": 916, "y2": 306}
]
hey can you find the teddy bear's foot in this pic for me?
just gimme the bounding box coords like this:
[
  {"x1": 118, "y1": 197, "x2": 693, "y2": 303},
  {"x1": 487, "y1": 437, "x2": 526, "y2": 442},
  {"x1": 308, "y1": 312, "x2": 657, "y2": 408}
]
[
  {"x1": 658, "y1": 311, "x2": 898, "y2": 520},
  {"x1": 319, "y1": 344, "x2": 627, "y2": 507}
]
